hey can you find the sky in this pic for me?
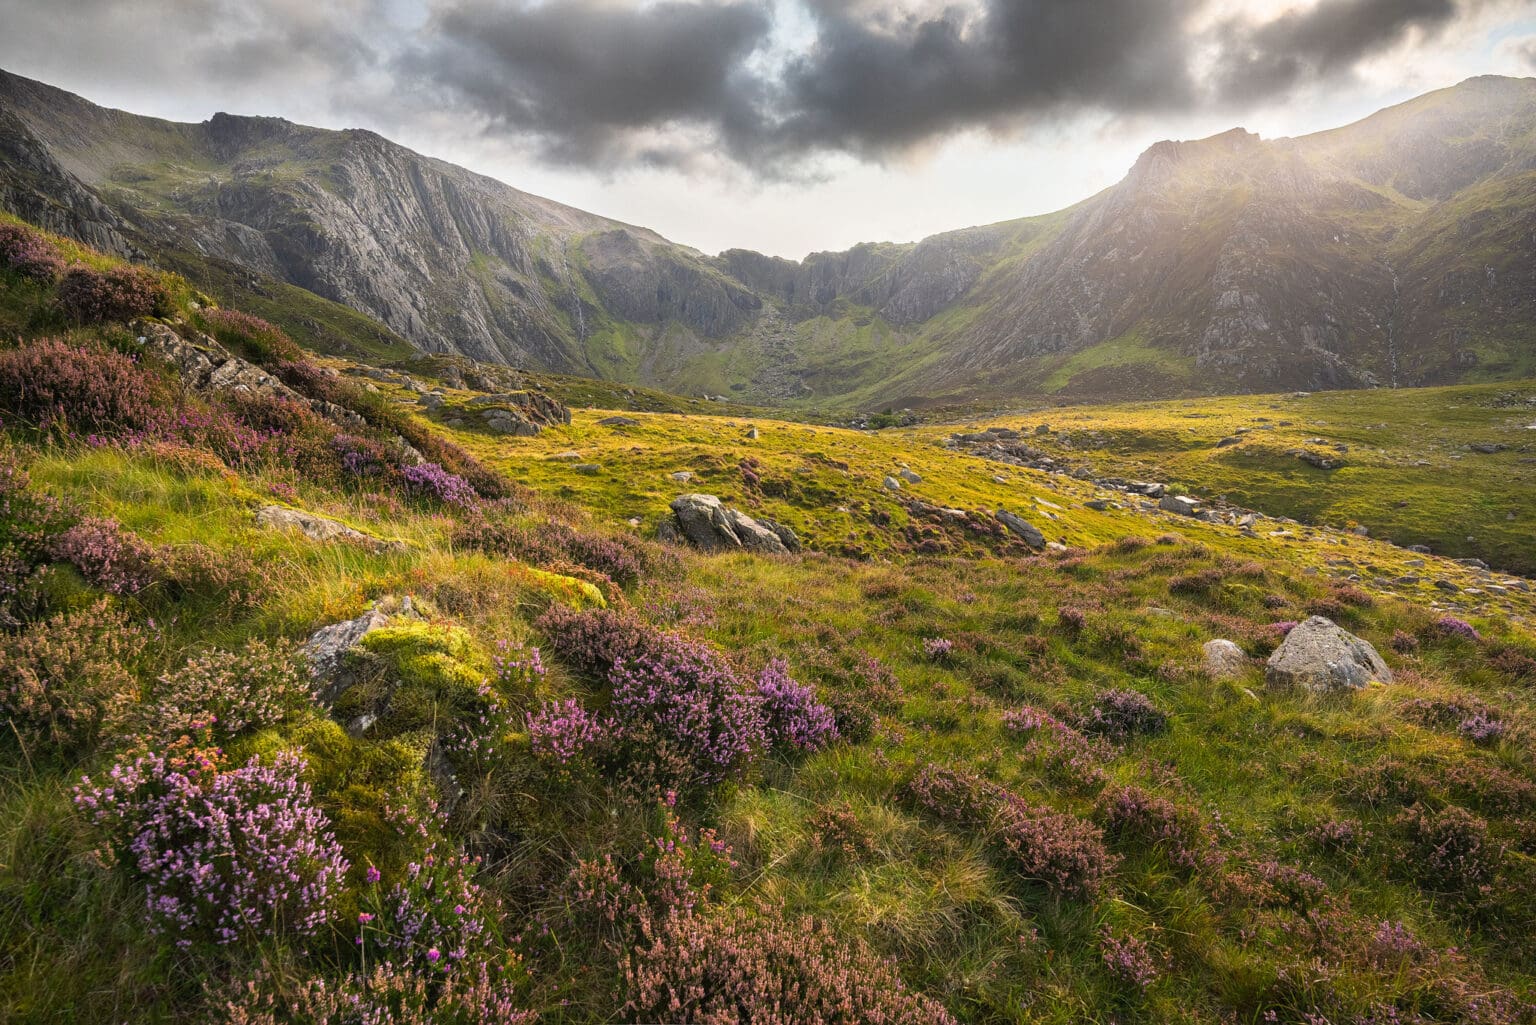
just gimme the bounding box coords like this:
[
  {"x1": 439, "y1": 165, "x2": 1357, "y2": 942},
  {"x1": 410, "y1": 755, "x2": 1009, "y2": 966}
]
[{"x1": 2, "y1": 0, "x2": 1535, "y2": 258}]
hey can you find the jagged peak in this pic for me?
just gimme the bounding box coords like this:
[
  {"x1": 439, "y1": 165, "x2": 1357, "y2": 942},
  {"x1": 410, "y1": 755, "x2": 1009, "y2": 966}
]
[{"x1": 1125, "y1": 127, "x2": 1262, "y2": 186}]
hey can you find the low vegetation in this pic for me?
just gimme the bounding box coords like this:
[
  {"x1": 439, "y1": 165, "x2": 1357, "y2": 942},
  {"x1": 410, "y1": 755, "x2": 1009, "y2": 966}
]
[{"x1": 1, "y1": 216, "x2": 1534, "y2": 1024}]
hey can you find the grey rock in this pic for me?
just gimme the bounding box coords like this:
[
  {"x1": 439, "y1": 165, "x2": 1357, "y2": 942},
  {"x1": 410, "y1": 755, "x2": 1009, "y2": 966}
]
[
  {"x1": 1202, "y1": 639, "x2": 1251, "y2": 680},
  {"x1": 255, "y1": 505, "x2": 403, "y2": 554},
  {"x1": 667, "y1": 494, "x2": 789, "y2": 555},
  {"x1": 899, "y1": 468, "x2": 923, "y2": 484},
  {"x1": 573, "y1": 463, "x2": 602, "y2": 475},
  {"x1": 995, "y1": 509, "x2": 1046, "y2": 548},
  {"x1": 1160, "y1": 494, "x2": 1202, "y2": 516},
  {"x1": 883, "y1": 475, "x2": 903, "y2": 491},
  {"x1": 597, "y1": 416, "x2": 641, "y2": 427},
  {"x1": 1264, "y1": 616, "x2": 1392, "y2": 692},
  {"x1": 1216, "y1": 436, "x2": 1242, "y2": 447},
  {"x1": 668, "y1": 470, "x2": 694, "y2": 482},
  {"x1": 304, "y1": 606, "x2": 393, "y2": 706}
]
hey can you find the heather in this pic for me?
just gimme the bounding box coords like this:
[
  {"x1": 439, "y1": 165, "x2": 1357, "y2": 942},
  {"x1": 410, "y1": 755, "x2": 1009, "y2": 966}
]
[{"x1": 0, "y1": 219, "x2": 1533, "y2": 1023}]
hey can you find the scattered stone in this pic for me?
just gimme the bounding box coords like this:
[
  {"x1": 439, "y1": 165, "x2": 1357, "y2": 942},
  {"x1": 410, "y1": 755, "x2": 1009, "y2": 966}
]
[
  {"x1": 1265, "y1": 616, "x2": 1392, "y2": 692},
  {"x1": 745, "y1": 426, "x2": 759, "y2": 440},
  {"x1": 597, "y1": 416, "x2": 641, "y2": 427},
  {"x1": 1469, "y1": 443, "x2": 1506, "y2": 454},
  {"x1": 1433, "y1": 579, "x2": 1460, "y2": 593},
  {"x1": 1085, "y1": 499, "x2": 1115, "y2": 511},
  {"x1": 899, "y1": 468, "x2": 923, "y2": 484},
  {"x1": 482, "y1": 408, "x2": 540, "y2": 436},
  {"x1": 1298, "y1": 451, "x2": 1343, "y2": 470},
  {"x1": 995, "y1": 509, "x2": 1046, "y2": 548},
  {"x1": 1202, "y1": 639, "x2": 1250, "y2": 680},
  {"x1": 573, "y1": 464, "x2": 602, "y2": 475},
  {"x1": 883, "y1": 475, "x2": 903, "y2": 491},
  {"x1": 549, "y1": 450, "x2": 584, "y2": 461},
  {"x1": 668, "y1": 470, "x2": 694, "y2": 482},
  {"x1": 1216, "y1": 436, "x2": 1242, "y2": 448}
]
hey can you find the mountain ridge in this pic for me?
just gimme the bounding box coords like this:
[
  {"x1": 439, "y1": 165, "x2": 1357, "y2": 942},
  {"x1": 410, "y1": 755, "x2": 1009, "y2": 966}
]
[{"x1": 2, "y1": 68, "x2": 1534, "y2": 405}]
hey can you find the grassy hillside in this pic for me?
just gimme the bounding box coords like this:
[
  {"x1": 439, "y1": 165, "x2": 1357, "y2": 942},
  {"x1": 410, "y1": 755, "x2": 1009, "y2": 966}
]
[{"x1": 1, "y1": 217, "x2": 1535, "y2": 1025}]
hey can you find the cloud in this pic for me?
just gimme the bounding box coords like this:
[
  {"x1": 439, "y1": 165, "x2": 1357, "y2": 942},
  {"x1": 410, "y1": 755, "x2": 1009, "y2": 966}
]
[
  {"x1": 1209, "y1": 0, "x2": 1471, "y2": 102},
  {"x1": 0, "y1": 0, "x2": 1518, "y2": 177},
  {"x1": 396, "y1": 0, "x2": 773, "y2": 168}
]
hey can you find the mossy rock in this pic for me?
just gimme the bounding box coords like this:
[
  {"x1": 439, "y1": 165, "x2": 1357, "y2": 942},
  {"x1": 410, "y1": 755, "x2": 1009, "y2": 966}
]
[{"x1": 328, "y1": 621, "x2": 488, "y2": 740}]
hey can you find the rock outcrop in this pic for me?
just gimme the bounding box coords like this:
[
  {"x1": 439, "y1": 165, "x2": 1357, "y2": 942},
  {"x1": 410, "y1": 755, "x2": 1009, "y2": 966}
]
[
  {"x1": 1265, "y1": 616, "x2": 1392, "y2": 692},
  {"x1": 663, "y1": 494, "x2": 793, "y2": 555},
  {"x1": 995, "y1": 509, "x2": 1046, "y2": 549}
]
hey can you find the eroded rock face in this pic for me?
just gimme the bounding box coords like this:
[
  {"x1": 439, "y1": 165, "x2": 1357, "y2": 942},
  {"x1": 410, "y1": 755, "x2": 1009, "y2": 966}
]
[
  {"x1": 666, "y1": 493, "x2": 790, "y2": 555},
  {"x1": 1265, "y1": 616, "x2": 1392, "y2": 692},
  {"x1": 132, "y1": 321, "x2": 367, "y2": 429}
]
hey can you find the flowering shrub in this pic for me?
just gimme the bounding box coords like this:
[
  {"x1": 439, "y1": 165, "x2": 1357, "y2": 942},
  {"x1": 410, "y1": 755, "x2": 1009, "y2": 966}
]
[
  {"x1": 199, "y1": 308, "x2": 305, "y2": 367},
  {"x1": 223, "y1": 961, "x2": 536, "y2": 1025},
  {"x1": 358, "y1": 835, "x2": 494, "y2": 974},
  {"x1": 1395, "y1": 803, "x2": 1500, "y2": 897},
  {"x1": 1004, "y1": 705, "x2": 1110, "y2": 791},
  {"x1": 535, "y1": 605, "x2": 657, "y2": 679},
  {"x1": 47, "y1": 516, "x2": 156, "y2": 595},
  {"x1": 993, "y1": 797, "x2": 1117, "y2": 899},
  {"x1": 1095, "y1": 784, "x2": 1210, "y2": 872},
  {"x1": 0, "y1": 222, "x2": 65, "y2": 282},
  {"x1": 0, "y1": 337, "x2": 170, "y2": 436},
  {"x1": 138, "y1": 640, "x2": 310, "y2": 742},
  {"x1": 399, "y1": 461, "x2": 478, "y2": 509},
  {"x1": 824, "y1": 690, "x2": 879, "y2": 744},
  {"x1": 1390, "y1": 629, "x2": 1419, "y2": 654},
  {"x1": 74, "y1": 750, "x2": 348, "y2": 945},
  {"x1": 902, "y1": 764, "x2": 999, "y2": 827},
  {"x1": 1458, "y1": 712, "x2": 1506, "y2": 746},
  {"x1": 625, "y1": 907, "x2": 957, "y2": 1025},
  {"x1": 55, "y1": 264, "x2": 170, "y2": 323},
  {"x1": 753, "y1": 659, "x2": 838, "y2": 753},
  {"x1": 922, "y1": 636, "x2": 954, "y2": 662},
  {"x1": 1099, "y1": 927, "x2": 1161, "y2": 990},
  {"x1": 526, "y1": 698, "x2": 608, "y2": 766},
  {"x1": 0, "y1": 599, "x2": 145, "y2": 756},
  {"x1": 609, "y1": 634, "x2": 765, "y2": 785},
  {"x1": 456, "y1": 517, "x2": 654, "y2": 587},
  {"x1": 153, "y1": 540, "x2": 266, "y2": 611},
  {"x1": 1435, "y1": 615, "x2": 1482, "y2": 642},
  {"x1": 807, "y1": 802, "x2": 876, "y2": 861},
  {"x1": 1057, "y1": 605, "x2": 1087, "y2": 632},
  {"x1": 1, "y1": 445, "x2": 71, "y2": 616},
  {"x1": 1084, "y1": 688, "x2": 1169, "y2": 741}
]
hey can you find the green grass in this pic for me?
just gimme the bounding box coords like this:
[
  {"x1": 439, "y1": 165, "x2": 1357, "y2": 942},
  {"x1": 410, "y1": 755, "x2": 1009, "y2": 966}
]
[{"x1": 2, "y1": 216, "x2": 1535, "y2": 1023}]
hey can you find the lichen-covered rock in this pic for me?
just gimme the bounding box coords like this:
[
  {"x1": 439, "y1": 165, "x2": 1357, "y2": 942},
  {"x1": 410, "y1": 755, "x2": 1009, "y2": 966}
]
[
  {"x1": 304, "y1": 603, "x2": 399, "y2": 706},
  {"x1": 668, "y1": 493, "x2": 789, "y2": 555},
  {"x1": 1202, "y1": 639, "x2": 1250, "y2": 680},
  {"x1": 256, "y1": 505, "x2": 404, "y2": 554},
  {"x1": 1265, "y1": 616, "x2": 1392, "y2": 692}
]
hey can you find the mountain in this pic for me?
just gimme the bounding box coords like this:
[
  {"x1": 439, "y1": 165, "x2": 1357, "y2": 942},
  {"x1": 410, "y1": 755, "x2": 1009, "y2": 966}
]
[{"x1": 2, "y1": 68, "x2": 1535, "y2": 405}]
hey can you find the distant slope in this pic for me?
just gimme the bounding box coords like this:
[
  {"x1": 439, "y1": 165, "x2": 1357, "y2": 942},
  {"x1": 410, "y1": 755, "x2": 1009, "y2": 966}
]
[{"x1": 2, "y1": 68, "x2": 1534, "y2": 405}]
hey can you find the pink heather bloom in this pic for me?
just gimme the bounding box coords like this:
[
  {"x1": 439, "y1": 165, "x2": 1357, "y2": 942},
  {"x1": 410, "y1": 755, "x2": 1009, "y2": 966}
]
[{"x1": 427, "y1": 948, "x2": 441, "y2": 963}]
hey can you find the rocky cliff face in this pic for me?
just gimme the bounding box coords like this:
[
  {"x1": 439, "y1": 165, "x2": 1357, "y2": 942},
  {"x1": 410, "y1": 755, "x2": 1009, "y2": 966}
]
[{"x1": 2, "y1": 68, "x2": 1534, "y2": 404}]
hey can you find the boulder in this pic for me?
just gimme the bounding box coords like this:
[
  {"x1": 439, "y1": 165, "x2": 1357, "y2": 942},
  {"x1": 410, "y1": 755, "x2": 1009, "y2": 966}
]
[
  {"x1": 1264, "y1": 616, "x2": 1391, "y2": 692},
  {"x1": 482, "y1": 408, "x2": 540, "y2": 436},
  {"x1": 995, "y1": 509, "x2": 1045, "y2": 548},
  {"x1": 597, "y1": 416, "x2": 641, "y2": 427},
  {"x1": 667, "y1": 494, "x2": 789, "y2": 555},
  {"x1": 1202, "y1": 639, "x2": 1250, "y2": 680},
  {"x1": 883, "y1": 475, "x2": 903, "y2": 491},
  {"x1": 899, "y1": 468, "x2": 923, "y2": 484},
  {"x1": 255, "y1": 505, "x2": 404, "y2": 554},
  {"x1": 1160, "y1": 494, "x2": 1202, "y2": 516}
]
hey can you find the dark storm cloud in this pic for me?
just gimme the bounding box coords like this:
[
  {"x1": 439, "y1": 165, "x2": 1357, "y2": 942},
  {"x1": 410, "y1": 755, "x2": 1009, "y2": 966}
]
[
  {"x1": 1211, "y1": 0, "x2": 1469, "y2": 102},
  {"x1": 754, "y1": 0, "x2": 1200, "y2": 160},
  {"x1": 399, "y1": 0, "x2": 1496, "y2": 173},
  {"x1": 396, "y1": 0, "x2": 773, "y2": 167},
  {"x1": 0, "y1": 0, "x2": 1510, "y2": 175}
]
